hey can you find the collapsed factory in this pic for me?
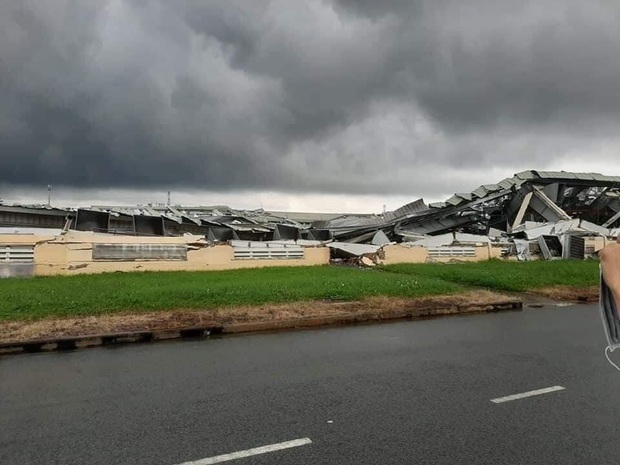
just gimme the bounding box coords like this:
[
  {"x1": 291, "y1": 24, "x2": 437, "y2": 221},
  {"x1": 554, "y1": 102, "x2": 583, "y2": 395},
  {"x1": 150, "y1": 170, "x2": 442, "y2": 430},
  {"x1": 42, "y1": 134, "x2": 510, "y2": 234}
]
[{"x1": 1, "y1": 170, "x2": 619, "y2": 277}]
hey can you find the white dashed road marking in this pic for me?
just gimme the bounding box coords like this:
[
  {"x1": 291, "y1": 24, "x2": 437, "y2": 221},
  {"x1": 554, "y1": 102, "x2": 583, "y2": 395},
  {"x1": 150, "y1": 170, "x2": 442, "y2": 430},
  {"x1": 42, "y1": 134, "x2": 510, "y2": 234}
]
[
  {"x1": 491, "y1": 385, "x2": 565, "y2": 404},
  {"x1": 174, "y1": 438, "x2": 312, "y2": 464}
]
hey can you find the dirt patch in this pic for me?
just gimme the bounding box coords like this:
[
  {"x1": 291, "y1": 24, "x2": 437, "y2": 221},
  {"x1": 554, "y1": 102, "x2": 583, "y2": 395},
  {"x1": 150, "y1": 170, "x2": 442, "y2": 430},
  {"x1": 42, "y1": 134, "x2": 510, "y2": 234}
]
[
  {"x1": 0, "y1": 291, "x2": 514, "y2": 343},
  {"x1": 531, "y1": 285, "x2": 598, "y2": 302}
]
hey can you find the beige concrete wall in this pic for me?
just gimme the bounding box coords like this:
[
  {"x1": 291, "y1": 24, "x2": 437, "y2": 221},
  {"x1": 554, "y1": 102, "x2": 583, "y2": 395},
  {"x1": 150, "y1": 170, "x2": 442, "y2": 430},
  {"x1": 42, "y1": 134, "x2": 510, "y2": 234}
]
[
  {"x1": 489, "y1": 245, "x2": 504, "y2": 259},
  {"x1": 20, "y1": 229, "x2": 331, "y2": 275},
  {"x1": 0, "y1": 234, "x2": 56, "y2": 245},
  {"x1": 382, "y1": 245, "x2": 428, "y2": 264},
  {"x1": 34, "y1": 242, "x2": 69, "y2": 275},
  {"x1": 585, "y1": 236, "x2": 608, "y2": 254},
  {"x1": 46, "y1": 246, "x2": 329, "y2": 275},
  {"x1": 382, "y1": 243, "x2": 504, "y2": 264},
  {"x1": 6, "y1": 228, "x2": 512, "y2": 276},
  {"x1": 205, "y1": 245, "x2": 330, "y2": 271},
  {"x1": 430, "y1": 245, "x2": 504, "y2": 263}
]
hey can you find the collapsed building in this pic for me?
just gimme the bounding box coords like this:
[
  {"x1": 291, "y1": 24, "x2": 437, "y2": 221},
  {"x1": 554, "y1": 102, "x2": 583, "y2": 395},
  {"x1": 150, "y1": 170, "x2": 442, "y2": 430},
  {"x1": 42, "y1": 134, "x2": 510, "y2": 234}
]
[
  {"x1": 1, "y1": 170, "x2": 619, "y2": 277},
  {"x1": 319, "y1": 170, "x2": 620, "y2": 262}
]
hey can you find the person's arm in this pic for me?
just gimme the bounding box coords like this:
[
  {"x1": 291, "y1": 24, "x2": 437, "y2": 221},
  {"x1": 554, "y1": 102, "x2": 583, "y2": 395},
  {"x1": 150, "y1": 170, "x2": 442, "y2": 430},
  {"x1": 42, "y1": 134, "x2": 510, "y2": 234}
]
[{"x1": 600, "y1": 239, "x2": 620, "y2": 308}]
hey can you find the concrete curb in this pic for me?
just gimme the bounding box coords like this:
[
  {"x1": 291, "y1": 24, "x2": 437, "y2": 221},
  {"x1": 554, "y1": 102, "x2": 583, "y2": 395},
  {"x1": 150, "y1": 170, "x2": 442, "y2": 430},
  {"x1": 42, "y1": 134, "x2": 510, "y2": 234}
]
[{"x1": 0, "y1": 300, "x2": 522, "y2": 356}]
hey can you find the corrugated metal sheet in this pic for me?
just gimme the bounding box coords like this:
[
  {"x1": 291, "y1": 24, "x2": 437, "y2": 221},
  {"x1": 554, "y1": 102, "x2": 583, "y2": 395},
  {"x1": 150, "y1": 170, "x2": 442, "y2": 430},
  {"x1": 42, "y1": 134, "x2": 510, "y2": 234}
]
[
  {"x1": 390, "y1": 199, "x2": 429, "y2": 218},
  {"x1": 537, "y1": 235, "x2": 563, "y2": 260},
  {"x1": 273, "y1": 224, "x2": 301, "y2": 241},
  {"x1": 530, "y1": 171, "x2": 620, "y2": 183},
  {"x1": 514, "y1": 171, "x2": 536, "y2": 181},
  {"x1": 456, "y1": 193, "x2": 473, "y2": 201},
  {"x1": 470, "y1": 186, "x2": 490, "y2": 198},
  {"x1": 320, "y1": 199, "x2": 428, "y2": 231},
  {"x1": 445, "y1": 195, "x2": 464, "y2": 206},
  {"x1": 327, "y1": 242, "x2": 380, "y2": 257},
  {"x1": 411, "y1": 234, "x2": 454, "y2": 247},
  {"x1": 498, "y1": 179, "x2": 518, "y2": 189},
  {"x1": 226, "y1": 224, "x2": 272, "y2": 232}
]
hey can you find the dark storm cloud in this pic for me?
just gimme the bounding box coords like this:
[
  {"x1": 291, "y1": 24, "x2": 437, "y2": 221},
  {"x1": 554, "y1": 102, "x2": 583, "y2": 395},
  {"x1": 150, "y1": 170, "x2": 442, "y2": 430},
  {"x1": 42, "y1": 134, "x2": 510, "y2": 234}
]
[{"x1": 1, "y1": 0, "x2": 620, "y2": 197}]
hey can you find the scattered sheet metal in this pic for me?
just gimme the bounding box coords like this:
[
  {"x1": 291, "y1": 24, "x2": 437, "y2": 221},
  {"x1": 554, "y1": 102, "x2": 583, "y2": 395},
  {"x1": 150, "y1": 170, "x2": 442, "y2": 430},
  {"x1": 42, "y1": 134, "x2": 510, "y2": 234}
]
[
  {"x1": 487, "y1": 227, "x2": 505, "y2": 238},
  {"x1": 408, "y1": 234, "x2": 455, "y2": 247},
  {"x1": 327, "y1": 242, "x2": 380, "y2": 258},
  {"x1": 304, "y1": 229, "x2": 332, "y2": 241},
  {"x1": 513, "y1": 239, "x2": 532, "y2": 261},
  {"x1": 74, "y1": 209, "x2": 109, "y2": 232},
  {"x1": 371, "y1": 230, "x2": 391, "y2": 246},
  {"x1": 538, "y1": 235, "x2": 563, "y2": 260},
  {"x1": 273, "y1": 224, "x2": 301, "y2": 241}
]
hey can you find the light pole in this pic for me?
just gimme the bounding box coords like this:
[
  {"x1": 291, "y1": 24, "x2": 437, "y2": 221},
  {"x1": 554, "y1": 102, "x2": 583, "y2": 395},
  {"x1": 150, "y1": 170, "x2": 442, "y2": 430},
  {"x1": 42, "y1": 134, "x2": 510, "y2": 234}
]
[{"x1": 47, "y1": 184, "x2": 52, "y2": 206}]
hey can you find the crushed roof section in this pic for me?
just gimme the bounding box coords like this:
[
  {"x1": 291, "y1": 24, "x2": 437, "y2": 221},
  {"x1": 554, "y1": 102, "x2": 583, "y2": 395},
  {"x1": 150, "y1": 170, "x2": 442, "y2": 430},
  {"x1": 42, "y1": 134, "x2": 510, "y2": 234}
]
[{"x1": 3, "y1": 169, "x2": 620, "y2": 245}]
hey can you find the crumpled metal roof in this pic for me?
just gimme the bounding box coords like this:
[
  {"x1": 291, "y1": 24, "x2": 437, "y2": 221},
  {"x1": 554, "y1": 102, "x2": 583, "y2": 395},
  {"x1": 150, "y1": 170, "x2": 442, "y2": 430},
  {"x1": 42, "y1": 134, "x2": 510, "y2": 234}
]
[
  {"x1": 1, "y1": 204, "x2": 68, "y2": 212},
  {"x1": 428, "y1": 170, "x2": 620, "y2": 211},
  {"x1": 510, "y1": 218, "x2": 612, "y2": 239},
  {"x1": 529, "y1": 170, "x2": 620, "y2": 182},
  {"x1": 388, "y1": 199, "x2": 429, "y2": 219},
  {"x1": 318, "y1": 199, "x2": 429, "y2": 230},
  {"x1": 4, "y1": 169, "x2": 620, "y2": 243}
]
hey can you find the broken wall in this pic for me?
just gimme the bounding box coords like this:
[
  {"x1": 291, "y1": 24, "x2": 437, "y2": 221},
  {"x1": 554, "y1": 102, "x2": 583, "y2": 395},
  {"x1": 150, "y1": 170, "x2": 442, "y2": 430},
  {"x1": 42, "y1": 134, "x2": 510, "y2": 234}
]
[
  {"x1": 0, "y1": 231, "x2": 330, "y2": 276},
  {"x1": 381, "y1": 245, "x2": 428, "y2": 264},
  {"x1": 1, "y1": 233, "x2": 57, "y2": 278},
  {"x1": 381, "y1": 243, "x2": 503, "y2": 265}
]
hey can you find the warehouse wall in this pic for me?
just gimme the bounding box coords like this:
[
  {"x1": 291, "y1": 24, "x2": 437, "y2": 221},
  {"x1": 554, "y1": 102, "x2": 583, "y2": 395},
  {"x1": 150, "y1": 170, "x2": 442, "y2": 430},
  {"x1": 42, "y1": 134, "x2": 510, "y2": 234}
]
[
  {"x1": 381, "y1": 243, "x2": 503, "y2": 264},
  {"x1": 0, "y1": 234, "x2": 56, "y2": 278},
  {"x1": 1, "y1": 231, "x2": 331, "y2": 276},
  {"x1": 36, "y1": 245, "x2": 330, "y2": 275},
  {"x1": 382, "y1": 245, "x2": 428, "y2": 264},
  {"x1": 3, "y1": 230, "x2": 507, "y2": 278}
]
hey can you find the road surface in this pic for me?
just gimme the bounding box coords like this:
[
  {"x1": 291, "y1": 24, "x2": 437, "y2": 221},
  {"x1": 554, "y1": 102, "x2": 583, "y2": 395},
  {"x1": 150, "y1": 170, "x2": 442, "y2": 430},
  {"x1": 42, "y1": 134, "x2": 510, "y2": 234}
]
[{"x1": 2, "y1": 303, "x2": 620, "y2": 464}]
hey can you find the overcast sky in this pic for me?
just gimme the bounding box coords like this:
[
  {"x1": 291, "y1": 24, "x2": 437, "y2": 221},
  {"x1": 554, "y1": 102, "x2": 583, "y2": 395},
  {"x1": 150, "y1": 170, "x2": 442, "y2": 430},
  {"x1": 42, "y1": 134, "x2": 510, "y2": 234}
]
[{"x1": 2, "y1": 0, "x2": 620, "y2": 212}]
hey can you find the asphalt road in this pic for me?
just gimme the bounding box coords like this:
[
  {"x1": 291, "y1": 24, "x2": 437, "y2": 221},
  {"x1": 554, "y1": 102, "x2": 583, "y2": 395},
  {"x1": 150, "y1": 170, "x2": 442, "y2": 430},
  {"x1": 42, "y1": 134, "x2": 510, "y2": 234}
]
[{"x1": 2, "y1": 303, "x2": 620, "y2": 465}]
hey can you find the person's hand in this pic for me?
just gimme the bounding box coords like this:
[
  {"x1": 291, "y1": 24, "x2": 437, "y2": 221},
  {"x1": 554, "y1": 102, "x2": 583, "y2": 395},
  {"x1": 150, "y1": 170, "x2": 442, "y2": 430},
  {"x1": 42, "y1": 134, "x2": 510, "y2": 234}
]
[{"x1": 600, "y1": 240, "x2": 620, "y2": 306}]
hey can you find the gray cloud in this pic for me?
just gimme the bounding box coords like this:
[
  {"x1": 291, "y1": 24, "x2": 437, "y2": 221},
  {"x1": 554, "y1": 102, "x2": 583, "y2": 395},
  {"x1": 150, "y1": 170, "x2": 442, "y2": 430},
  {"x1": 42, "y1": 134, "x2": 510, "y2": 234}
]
[{"x1": 1, "y1": 0, "x2": 620, "y2": 199}]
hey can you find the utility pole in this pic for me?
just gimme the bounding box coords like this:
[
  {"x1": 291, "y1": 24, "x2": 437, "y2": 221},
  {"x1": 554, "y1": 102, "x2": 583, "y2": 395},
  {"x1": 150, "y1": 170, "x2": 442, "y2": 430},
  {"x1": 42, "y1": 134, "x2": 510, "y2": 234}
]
[
  {"x1": 47, "y1": 184, "x2": 52, "y2": 206},
  {"x1": 167, "y1": 191, "x2": 171, "y2": 206}
]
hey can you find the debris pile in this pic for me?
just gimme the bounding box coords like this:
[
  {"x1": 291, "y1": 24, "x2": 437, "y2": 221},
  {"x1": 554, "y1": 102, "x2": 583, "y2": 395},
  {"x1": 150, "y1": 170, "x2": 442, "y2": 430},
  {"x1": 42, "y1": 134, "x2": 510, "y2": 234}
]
[
  {"x1": 1, "y1": 170, "x2": 619, "y2": 262},
  {"x1": 318, "y1": 170, "x2": 620, "y2": 262}
]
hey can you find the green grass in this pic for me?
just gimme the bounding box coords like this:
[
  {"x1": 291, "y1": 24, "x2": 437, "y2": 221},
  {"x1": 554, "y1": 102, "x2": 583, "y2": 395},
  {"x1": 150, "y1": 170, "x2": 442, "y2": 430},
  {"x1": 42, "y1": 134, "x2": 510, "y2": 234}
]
[
  {"x1": 0, "y1": 260, "x2": 600, "y2": 322},
  {"x1": 384, "y1": 259, "x2": 600, "y2": 292},
  {"x1": 0, "y1": 266, "x2": 463, "y2": 322}
]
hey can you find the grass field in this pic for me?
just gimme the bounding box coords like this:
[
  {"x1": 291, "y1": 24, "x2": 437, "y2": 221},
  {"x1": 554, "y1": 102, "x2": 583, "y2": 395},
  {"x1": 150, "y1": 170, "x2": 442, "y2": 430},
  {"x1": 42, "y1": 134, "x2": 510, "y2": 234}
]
[
  {"x1": 0, "y1": 266, "x2": 463, "y2": 321},
  {"x1": 384, "y1": 259, "x2": 600, "y2": 292},
  {"x1": 0, "y1": 260, "x2": 599, "y2": 322}
]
